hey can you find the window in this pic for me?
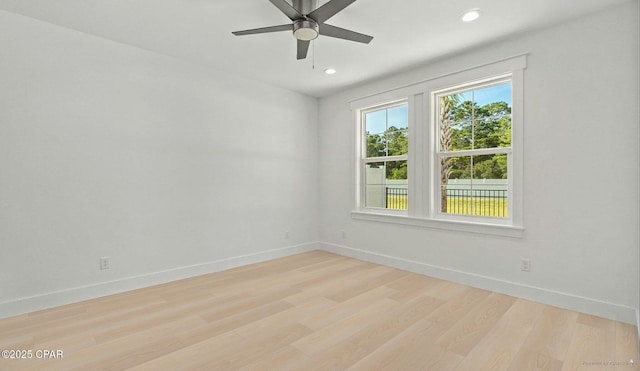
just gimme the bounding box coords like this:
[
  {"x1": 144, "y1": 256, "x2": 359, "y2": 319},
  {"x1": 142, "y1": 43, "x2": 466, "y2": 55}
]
[
  {"x1": 361, "y1": 101, "x2": 409, "y2": 211},
  {"x1": 435, "y1": 78, "x2": 512, "y2": 220},
  {"x1": 353, "y1": 55, "x2": 525, "y2": 236}
]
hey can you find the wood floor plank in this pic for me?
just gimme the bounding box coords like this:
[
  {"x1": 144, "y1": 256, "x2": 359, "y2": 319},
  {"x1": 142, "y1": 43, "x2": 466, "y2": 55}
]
[
  {"x1": 387, "y1": 272, "x2": 444, "y2": 302},
  {"x1": 615, "y1": 322, "x2": 640, "y2": 370},
  {"x1": 424, "y1": 284, "x2": 492, "y2": 330},
  {"x1": 561, "y1": 322, "x2": 616, "y2": 371},
  {"x1": 139, "y1": 322, "x2": 311, "y2": 371},
  {"x1": 0, "y1": 251, "x2": 636, "y2": 371},
  {"x1": 454, "y1": 299, "x2": 544, "y2": 370},
  {"x1": 233, "y1": 296, "x2": 336, "y2": 339},
  {"x1": 324, "y1": 265, "x2": 407, "y2": 302},
  {"x1": 425, "y1": 280, "x2": 476, "y2": 301},
  {"x1": 346, "y1": 294, "x2": 445, "y2": 353},
  {"x1": 349, "y1": 319, "x2": 444, "y2": 370},
  {"x1": 291, "y1": 297, "x2": 397, "y2": 355},
  {"x1": 508, "y1": 305, "x2": 579, "y2": 370},
  {"x1": 435, "y1": 292, "x2": 518, "y2": 356},
  {"x1": 176, "y1": 300, "x2": 294, "y2": 345},
  {"x1": 295, "y1": 254, "x2": 371, "y2": 274},
  {"x1": 197, "y1": 286, "x2": 300, "y2": 323},
  {"x1": 284, "y1": 261, "x2": 382, "y2": 305},
  {"x1": 306, "y1": 340, "x2": 371, "y2": 370},
  {"x1": 297, "y1": 285, "x2": 397, "y2": 331},
  {"x1": 302, "y1": 295, "x2": 447, "y2": 369},
  {"x1": 236, "y1": 345, "x2": 311, "y2": 371},
  {"x1": 292, "y1": 259, "x2": 378, "y2": 291},
  {"x1": 126, "y1": 330, "x2": 244, "y2": 371}
]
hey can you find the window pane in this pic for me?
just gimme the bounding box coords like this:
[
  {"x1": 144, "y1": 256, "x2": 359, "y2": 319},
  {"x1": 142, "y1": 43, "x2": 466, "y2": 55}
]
[
  {"x1": 441, "y1": 154, "x2": 508, "y2": 217},
  {"x1": 364, "y1": 103, "x2": 409, "y2": 158},
  {"x1": 366, "y1": 133, "x2": 386, "y2": 157},
  {"x1": 365, "y1": 110, "x2": 387, "y2": 135},
  {"x1": 473, "y1": 83, "x2": 512, "y2": 149},
  {"x1": 386, "y1": 126, "x2": 408, "y2": 156},
  {"x1": 445, "y1": 155, "x2": 472, "y2": 180},
  {"x1": 474, "y1": 82, "x2": 511, "y2": 107},
  {"x1": 474, "y1": 153, "x2": 508, "y2": 180},
  {"x1": 365, "y1": 160, "x2": 408, "y2": 210},
  {"x1": 440, "y1": 95, "x2": 471, "y2": 151},
  {"x1": 387, "y1": 105, "x2": 408, "y2": 130},
  {"x1": 439, "y1": 82, "x2": 511, "y2": 152},
  {"x1": 365, "y1": 162, "x2": 385, "y2": 208}
]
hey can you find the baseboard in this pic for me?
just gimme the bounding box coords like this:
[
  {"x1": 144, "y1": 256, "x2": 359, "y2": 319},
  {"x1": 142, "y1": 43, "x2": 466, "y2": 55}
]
[
  {"x1": 0, "y1": 242, "x2": 319, "y2": 320},
  {"x1": 320, "y1": 242, "x2": 638, "y2": 325},
  {"x1": 3, "y1": 241, "x2": 635, "y2": 325}
]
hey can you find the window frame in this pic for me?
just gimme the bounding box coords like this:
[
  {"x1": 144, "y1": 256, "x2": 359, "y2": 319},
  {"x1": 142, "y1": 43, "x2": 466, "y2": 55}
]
[
  {"x1": 352, "y1": 55, "x2": 526, "y2": 237},
  {"x1": 359, "y1": 99, "x2": 409, "y2": 215},
  {"x1": 432, "y1": 75, "x2": 514, "y2": 226}
]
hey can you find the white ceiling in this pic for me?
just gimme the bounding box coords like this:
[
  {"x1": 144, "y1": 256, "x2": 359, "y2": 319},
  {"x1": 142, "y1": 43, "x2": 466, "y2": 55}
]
[{"x1": 0, "y1": 0, "x2": 630, "y2": 97}]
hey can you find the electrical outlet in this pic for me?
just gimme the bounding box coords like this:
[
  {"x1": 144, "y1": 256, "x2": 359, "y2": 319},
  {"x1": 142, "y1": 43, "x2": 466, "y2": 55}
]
[
  {"x1": 341, "y1": 231, "x2": 346, "y2": 239},
  {"x1": 521, "y1": 258, "x2": 531, "y2": 272},
  {"x1": 100, "y1": 257, "x2": 110, "y2": 270},
  {"x1": 284, "y1": 231, "x2": 290, "y2": 239}
]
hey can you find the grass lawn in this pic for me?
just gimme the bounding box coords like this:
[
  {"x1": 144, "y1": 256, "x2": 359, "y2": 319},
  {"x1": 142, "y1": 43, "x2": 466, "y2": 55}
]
[
  {"x1": 446, "y1": 196, "x2": 508, "y2": 217},
  {"x1": 386, "y1": 195, "x2": 508, "y2": 217}
]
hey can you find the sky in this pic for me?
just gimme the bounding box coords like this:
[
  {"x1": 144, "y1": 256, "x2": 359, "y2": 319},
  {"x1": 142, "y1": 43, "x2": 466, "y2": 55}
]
[
  {"x1": 365, "y1": 82, "x2": 511, "y2": 134},
  {"x1": 365, "y1": 104, "x2": 408, "y2": 134},
  {"x1": 460, "y1": 82, "x2": 511, "y2": 107}
]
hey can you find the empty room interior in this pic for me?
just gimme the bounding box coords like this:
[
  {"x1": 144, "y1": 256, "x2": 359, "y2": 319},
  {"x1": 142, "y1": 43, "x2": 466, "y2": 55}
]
[{"x1": 1, "y1": 0, "x2": 639, "y2": 370}]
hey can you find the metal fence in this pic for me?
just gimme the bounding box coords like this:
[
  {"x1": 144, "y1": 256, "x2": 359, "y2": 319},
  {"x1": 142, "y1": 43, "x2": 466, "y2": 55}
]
[
  {"x1": 445, "y1": 188, "x2": 508, "y2": 217},
  {"x1": 385, "y1": 187, "x2": 408, "y2": 209},
  {"x1": 385, "y1": 187, "x2": 508, "y2": 217}
]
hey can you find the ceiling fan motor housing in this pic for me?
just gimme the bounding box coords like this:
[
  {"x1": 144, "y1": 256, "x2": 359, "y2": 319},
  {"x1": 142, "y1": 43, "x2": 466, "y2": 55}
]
[
  {"x1": 293, "y1": 19, "x2": 319, "y2": 40},
  {"x1": 293, "y1": 0, "x2": 318, "y2": 15}
]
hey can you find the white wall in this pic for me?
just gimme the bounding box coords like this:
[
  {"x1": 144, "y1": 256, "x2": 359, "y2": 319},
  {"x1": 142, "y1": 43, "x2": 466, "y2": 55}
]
[
  {"x1": 319, "y1": 1, "x2": 639, "y2": 323},
  {"x1": 0, "y1": 10, "x2": 319, "y2": 317}
]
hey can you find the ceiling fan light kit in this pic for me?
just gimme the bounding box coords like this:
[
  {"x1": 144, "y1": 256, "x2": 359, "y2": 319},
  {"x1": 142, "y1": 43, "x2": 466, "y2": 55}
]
[
  {"x1": 293, "y1": 19, "x2": 319, "y2": 41},
  {"x1": 232, "y1": 0, "x2": 373, "y2": 60}
]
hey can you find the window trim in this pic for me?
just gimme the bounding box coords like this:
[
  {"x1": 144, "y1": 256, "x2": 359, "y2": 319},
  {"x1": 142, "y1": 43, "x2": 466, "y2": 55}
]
[
  {"x1": 351, "y1": 54, "x2": 526, "y2": 237},
  {"x1": 431, "y1": 74, "x2": 514, "y2": 226},
  {"x1": 356, "y1": 99, "x2": 411, "y2": 214},
  {"x1": 351, "y1": 211, "x2": 525, "y2": 238}
]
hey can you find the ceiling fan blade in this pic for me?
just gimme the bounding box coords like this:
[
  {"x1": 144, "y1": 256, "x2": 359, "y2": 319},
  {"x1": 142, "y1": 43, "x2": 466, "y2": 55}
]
[
  {"x1": 297, "y1": 39, "x2": 310, "y2": 60},
  {"x1": 269, "y1": 0, "x2": 303, "y2": 20},
  {"x1": 308, "y1": 0, "x2": 356, "y2": 23},
  {"x1": 232, "y1": 24, "x2": 292, "y2": 36},
  {"x1": 320, "y1": 23, "x2": 373, "y2": 44}
]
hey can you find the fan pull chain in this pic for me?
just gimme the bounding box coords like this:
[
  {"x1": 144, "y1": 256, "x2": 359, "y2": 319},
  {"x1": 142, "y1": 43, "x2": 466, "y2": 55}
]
[{"x1": 312, "y1": 39, "x2": 315, "y2": 70}]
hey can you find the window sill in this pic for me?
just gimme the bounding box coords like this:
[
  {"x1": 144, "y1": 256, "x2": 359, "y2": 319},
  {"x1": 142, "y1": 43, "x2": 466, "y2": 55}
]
[{"x1": 351, "y1": 211, "x2": 524, "y2": 238}]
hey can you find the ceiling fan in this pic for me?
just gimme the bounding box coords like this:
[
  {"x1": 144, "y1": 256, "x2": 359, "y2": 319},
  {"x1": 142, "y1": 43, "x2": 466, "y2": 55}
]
[{"x1": 232, "y1": 0, "x2": 373, "y2": 60}]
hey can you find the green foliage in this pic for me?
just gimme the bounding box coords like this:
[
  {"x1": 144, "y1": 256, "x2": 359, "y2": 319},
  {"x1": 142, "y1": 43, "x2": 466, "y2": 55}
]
[
  {"x1": 366, "y1": 126, "x2": 408, "y2": 158},
  {"x1": 474, "y1": 154, "x2": 508, "y2": 179},
  {"x1": 366, "y1": 133, "x2": 385, "y2": 157},
  {"x1": 364, "y1": 97, "x2": 511, "y2": 183},
  {"x1": 386, "y1": 126, "x2": 408, "y2": 156},
  {"x1": 365, "y1": 125, "x2": 408, "y2": 180},
  {"x1": 446, "y1": 99, "x2": 511, "y2": 179},
  {"x1": 387, "y1": 162, "x2": 407, "y2": 180}
]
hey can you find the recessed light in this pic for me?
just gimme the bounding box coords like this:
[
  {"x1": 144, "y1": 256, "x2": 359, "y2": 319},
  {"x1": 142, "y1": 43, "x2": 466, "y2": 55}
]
[
  {"x1": 462, "y1": 9, "x2": 480, "y2": 22},
  {"x1": 324, "y1": 68, "x2": 337, "y2": 75}
]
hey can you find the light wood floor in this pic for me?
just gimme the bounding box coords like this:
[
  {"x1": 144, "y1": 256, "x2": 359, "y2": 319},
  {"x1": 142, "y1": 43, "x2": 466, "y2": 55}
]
[{"x1": 1, "y1": 251, "x2": 638, "y2": 370}]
